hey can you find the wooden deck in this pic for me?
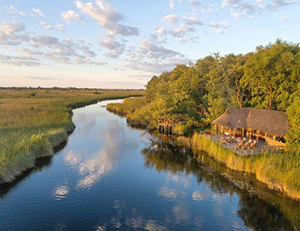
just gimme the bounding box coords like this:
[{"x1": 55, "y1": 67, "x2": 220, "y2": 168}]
[
  {"x1": 158, "y1": 122, "x2": 174, "y2": 134},
  {"x1": 199, "y1": 132, "x2": 285, "y2": 156}
]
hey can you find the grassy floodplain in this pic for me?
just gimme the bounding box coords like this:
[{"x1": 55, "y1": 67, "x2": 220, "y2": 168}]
[{"x1": 0, "y1": 88, "x2": 144, "y2": 183}]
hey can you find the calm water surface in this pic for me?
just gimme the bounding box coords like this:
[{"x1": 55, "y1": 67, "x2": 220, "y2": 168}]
[{"x1": 0, "y1": 100, "x2": 298, "y2": 231}]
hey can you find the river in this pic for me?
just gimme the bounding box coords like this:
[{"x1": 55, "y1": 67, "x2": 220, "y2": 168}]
[{"x1": 0, "y1": 100, "x2": 298, "y2": 231}]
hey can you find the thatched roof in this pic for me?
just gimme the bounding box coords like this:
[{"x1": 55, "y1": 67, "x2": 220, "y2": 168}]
[{"x1": 212, "y1": 108, "x2": 289, "y2": 136}]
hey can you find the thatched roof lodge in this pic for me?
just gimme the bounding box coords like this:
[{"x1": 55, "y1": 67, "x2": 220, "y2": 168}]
[{"x1": 212, "y1": 108, "x2": 289, "y2": 145}]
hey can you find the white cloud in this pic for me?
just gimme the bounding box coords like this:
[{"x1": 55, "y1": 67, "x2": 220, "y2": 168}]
[
  {"x1": 223, "y1": 0, "x2": 294, "y2": 18},
  {"x1": 221, "y1": 0, "x2": 239, "y2": 8},
  {"x1": 149, "y1": 34, "x2": 167, "y2": 44},
  {"x1": 0, "y1": 54, "x2": 40, "y2": 66},
  {"x1": 200, "y1": 5, "x2": 218, "y2": 14},
  {"x1": 183, "y1": 16, "x2": 202, "y2": 25},
  {"x1": 139, "y1": 39, "x2": 182, "y2": 59},
  {"x1": 98, "y1": 34, "x2": 125, "y2": 58},
  {"x1": 232, "y1": 11, "x2": 243, "y2": 17},
  {"x1": 169, "y1": 0, "x2": 175, "y2": 9},
  {"x1": 170, "y1": 24, "x2": 195, "y2": 37},
  {"x1": 32, "y1": 35, "x2": 59, "y2": 47},
  {"x1": 155, "y1": 27, "x2": 167, "y2": 35},
  {"x1": 126, "y1": 51, "x2": 136, "y2": 59},
  {"x1": 40, "y1": 21, "x2": 53, "y2": 30},
  {"x1": 56, "y1": 24, "x2": 65, "y2": 32},
  {"x1": 0, "y1": 21, "x2": 27, "y2": 46},
  {"x1": 32, "y1": 8, "x2": 44, "y2": 17},
  {"x1": 261, "y1": 0, "x2": 296, "y2": 10},
  {"x1": 222, "y1": 0, "x2": 256, "y2": 17},
  {"x1": 0, "y1": 23, "x2": 104, "y2": 66},
  {"x1": 279, "y1": 14, "x2": 287, "y2": 21},
  {"x1": 209, "y1": 21, "x2": 229, "y2": 33},
  {"x1": 162, "y1": 14, "x2": 179, "y2": 24},
  {"x1": 189, "y1": 0, "x2": 200, "y2": 6},
  {"x1": 178, "y1": 35, "x2": 198, "y2": 43},
  {"x1": 75, "y1": 0, "x2": 139, "y2": 36},
  {"x1": 61, "y1": 10, "x2": 85, "y2": 24}
]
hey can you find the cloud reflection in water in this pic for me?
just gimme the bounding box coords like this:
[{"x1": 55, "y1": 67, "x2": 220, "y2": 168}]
[
  {"x1": 53, "y1": 185, "x2": 69, "y2": 200},
  {"x1": 64, "y1": 112, "x2": 125, "y2": 189}
]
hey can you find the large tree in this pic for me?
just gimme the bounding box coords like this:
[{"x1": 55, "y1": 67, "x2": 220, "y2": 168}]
[{"x1": 242, "y1": 40, "x2": 299, "y2": 110}]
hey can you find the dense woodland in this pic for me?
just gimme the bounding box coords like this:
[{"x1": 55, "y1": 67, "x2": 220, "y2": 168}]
[{"x1": 130, "y1": 40, "x2": 300, "y2": 154}]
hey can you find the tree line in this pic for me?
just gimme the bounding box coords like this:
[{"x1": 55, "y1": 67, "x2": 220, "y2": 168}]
[{"x1": 139, "y1": 39, "x2": 299, "y2": 153}]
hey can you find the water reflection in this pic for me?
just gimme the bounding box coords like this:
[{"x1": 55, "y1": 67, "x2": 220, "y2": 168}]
[
  {"x1": 141, "y1": 137, "x2": 298, "y2": 231},
  {"x1": 192, "y1": 190, "x2": 210, "y2": 201},
  {"x1": 0, "y1": 100, "x2": 298, "y2": 231},
  {"x1": 53, "y1": 185, "x2": 69, "y2": 200},
  {"x1": 63, "y1": 102, "x2": 128, "y2": 190},
  {"x1": 94, "y1": 200, "x2": 168, "y2": 231},
  {"x1": 76, "y1": 148, "x2": 117, "y2": 190},
  {"x1": 158, "y1": 186, "x2": 185, "y2": 200}
]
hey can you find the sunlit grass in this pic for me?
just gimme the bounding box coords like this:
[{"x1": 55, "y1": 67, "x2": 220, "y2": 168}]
[
  {"x1": 0, "y1": 88, "x2": 144, "y2": 182},
  {"x1": 190, "y1": 133, "x2": 300, "y2": 200},
  {"x1": 106, "y1": 97, "x2": 146, "y2": 115}
]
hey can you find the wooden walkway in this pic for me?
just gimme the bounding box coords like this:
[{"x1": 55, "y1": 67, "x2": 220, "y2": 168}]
[{"x1": 158, "y1": 122, "x2": 174, "y2": 135}]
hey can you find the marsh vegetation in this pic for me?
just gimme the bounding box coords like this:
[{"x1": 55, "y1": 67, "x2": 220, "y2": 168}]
[{"x1": 0, "y1": 88, "x2": 144, "y2": 183}]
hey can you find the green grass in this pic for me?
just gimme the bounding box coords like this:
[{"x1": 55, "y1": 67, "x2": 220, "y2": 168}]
[
  {"x1": 106, "y1": 97, "x2": 146, "y2": 115},
  {"x1": 107, "y1": 97, "x2": 154, "y2": 127},
  {"x1": 189, "y1": 133, "x2": 300, "y2": 200},
  {"x1": 0, "y1": 88, "x2": 144, "y2": 182}
]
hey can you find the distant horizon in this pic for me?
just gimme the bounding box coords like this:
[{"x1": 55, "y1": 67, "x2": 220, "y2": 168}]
[
  {"x1": 0, "y1": 86, "x2": 145, "y2": 90},
  {"x1": 1, "y1": 0, "x2": 299, "y2": 88}
]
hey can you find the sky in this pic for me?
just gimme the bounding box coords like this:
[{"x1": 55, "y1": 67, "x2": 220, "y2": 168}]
[{"x1": 0, "y1": 0, "x2": 299, "y2": 89}]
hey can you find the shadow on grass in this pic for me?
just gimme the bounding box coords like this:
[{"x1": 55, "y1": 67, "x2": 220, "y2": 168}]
[{"x1": 0, "y1": 140, "x2": 68, "y2": 198}]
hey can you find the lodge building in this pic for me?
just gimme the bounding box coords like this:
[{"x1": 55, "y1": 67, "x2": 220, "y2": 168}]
[{"x1": 212, "y1": 108, "x2": 289, "y2": 146}]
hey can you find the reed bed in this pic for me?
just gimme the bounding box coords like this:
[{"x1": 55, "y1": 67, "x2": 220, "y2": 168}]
[
  {"x1": 190, "y1": 133, "x2": 300, "y2": 200},
  {"x1": 106, "y1": 97, "x2": 146, "y2": 115},
  {"x1": 0, "y1": 88, "x2": 144, "y2": 183}
]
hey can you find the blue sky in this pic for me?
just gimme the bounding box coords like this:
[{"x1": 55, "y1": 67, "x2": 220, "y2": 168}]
[{"x1": 0, "y1": 0, "x2": 299, "y2": 88}]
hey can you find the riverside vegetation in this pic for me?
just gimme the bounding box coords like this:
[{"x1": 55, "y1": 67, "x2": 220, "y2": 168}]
[
  {"x1": 107, "y1": 40, "x2": 300, "y2": 200},
  {"x1": 0, "y1": 88, "x2": 144, "y2": 183}
]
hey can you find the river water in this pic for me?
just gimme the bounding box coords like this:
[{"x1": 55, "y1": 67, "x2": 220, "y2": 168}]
[{"x1": 0, "y1": 100, "x2": 298, "y2": 231}]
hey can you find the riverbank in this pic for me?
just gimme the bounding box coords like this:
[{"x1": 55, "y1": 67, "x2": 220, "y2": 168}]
[
  {"x1": 0, "y1": 88, "x2": 144, "y2": 183},
  {"x1": 189, "y1": 134, "x2": 300, "y2": 200},
  {"x1": 106, "y1": 99, "x2": 300, "y2": 201}
]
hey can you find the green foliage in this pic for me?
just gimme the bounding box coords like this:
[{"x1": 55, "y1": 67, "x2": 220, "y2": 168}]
[
  {"x1": 130, "y1": 39, "x2": 299, "y2": 150},
  {"x1": 242, "y1": 39, "x2": 299, "y2": 110},
  {"x1": 286, "y1": 86, "x2": 300, "y2": 154}
]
